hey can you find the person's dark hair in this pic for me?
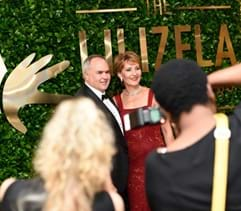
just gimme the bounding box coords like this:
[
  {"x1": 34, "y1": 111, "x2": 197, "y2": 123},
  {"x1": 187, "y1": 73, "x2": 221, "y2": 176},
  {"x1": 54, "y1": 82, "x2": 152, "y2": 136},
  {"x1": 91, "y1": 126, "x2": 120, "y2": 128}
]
[{"x1": 151, "y1": 59, "x2": 208, "y2": 122}]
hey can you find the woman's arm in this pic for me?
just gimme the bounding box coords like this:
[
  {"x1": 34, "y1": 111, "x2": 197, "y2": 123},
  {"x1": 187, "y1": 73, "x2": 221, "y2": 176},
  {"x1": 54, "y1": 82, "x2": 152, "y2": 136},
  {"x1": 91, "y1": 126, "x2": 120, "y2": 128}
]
[
  {"x1": 160, "y1": 120, "x2": 175, "y2": 146},
  {"x1": 104, "y1": 172, "x2": 117, "y2": 192},
  {"x1": 208, "y1": 63, "x2": 241, "y2": 88},
  {"x1": 103, "y1": 172, "x2": 124, "y2": 211},
  {"x1": 152, "y1": 96, "x2": 175, "y2": 146}
]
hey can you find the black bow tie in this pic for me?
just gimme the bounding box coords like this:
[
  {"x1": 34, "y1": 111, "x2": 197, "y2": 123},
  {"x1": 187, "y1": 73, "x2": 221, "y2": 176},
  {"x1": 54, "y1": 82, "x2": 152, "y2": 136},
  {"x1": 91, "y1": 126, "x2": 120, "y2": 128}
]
[{"x1": 102, "y1": 94, "x2": 109, "y2": 101}]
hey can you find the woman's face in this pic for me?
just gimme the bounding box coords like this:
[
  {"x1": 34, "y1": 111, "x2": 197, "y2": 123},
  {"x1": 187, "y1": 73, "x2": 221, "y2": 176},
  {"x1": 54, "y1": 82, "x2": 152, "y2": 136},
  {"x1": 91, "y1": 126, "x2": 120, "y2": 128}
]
[{"x1": 118, "y1": 60, "x2": 142, "y2": 87}]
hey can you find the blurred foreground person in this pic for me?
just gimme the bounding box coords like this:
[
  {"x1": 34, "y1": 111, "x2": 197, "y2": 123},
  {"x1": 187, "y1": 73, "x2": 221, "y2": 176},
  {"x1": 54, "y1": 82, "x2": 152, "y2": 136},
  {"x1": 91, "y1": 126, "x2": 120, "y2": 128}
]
[
  {"x1": 0, "y1": 97, "x2": 124, "y2": 211},
  {"x1": 145, "y1": 59, "x2": 241, "y2": 211}
]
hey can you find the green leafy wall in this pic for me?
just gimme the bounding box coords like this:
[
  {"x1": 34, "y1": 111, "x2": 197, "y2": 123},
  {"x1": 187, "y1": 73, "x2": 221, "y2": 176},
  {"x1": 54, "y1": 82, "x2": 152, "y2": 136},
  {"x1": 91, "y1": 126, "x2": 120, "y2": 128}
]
[{"x1": 0, "y1": 0, "x2": 240, "y2": 181}]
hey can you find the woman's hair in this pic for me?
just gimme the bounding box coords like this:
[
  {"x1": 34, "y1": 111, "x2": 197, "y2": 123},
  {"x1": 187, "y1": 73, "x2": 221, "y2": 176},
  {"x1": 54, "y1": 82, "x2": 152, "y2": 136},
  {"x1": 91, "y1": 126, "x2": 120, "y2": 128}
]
[
  {"x1": 113, "y1": 51, "x2": 140, "y2": 74},
  {"x1": 34, "y1": 97, "x2": 116, "y2": 211}
]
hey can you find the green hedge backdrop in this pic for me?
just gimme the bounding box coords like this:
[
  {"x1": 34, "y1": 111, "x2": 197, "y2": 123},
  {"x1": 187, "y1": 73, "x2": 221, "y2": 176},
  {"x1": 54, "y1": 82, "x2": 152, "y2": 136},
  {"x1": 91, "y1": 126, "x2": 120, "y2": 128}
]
[{"x1": 0, "y1": 0, "x2": 240, "y2": 182}]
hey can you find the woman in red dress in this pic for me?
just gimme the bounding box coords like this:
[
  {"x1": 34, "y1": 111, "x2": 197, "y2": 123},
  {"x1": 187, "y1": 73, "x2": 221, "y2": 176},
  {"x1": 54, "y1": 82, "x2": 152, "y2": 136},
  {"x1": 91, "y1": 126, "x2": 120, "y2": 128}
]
[{"x1": 113, "y1": 51, "x2": 174, "y2": 211}]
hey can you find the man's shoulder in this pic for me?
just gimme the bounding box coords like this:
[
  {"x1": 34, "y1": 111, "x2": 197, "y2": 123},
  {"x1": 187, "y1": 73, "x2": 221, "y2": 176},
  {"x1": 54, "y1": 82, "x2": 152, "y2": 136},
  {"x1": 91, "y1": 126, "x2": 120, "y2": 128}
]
[
  {"x1": 75, "y1": 85, "x2": 96, "y2": 98},
  {"x1": 75, "y1": 89, "x2": 84, "y2": 96},
  {"x1": 75, "y1": 84, "x2": 87, "y2": 96}
]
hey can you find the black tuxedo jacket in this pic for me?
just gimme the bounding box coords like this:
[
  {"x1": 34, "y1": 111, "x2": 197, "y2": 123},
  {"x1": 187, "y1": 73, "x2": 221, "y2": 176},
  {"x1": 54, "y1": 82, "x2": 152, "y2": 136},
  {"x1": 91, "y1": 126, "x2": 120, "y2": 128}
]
[{"x1": 75, "y1": 85, "x2": 128, "y2": 196}]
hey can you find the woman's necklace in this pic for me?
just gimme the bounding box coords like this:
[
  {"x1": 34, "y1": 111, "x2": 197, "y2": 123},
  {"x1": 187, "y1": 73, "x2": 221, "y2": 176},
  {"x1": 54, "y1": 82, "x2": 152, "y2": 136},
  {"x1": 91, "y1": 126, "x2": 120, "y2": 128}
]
[{"x1": 124, "y1": 86, "x2": 142, "y2": 96}]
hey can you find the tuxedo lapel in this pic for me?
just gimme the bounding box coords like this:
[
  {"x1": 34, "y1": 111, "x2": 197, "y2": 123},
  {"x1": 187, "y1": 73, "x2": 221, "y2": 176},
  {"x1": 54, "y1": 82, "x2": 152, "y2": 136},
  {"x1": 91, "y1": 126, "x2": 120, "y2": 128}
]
[{"x1": 77, "y1": 85, "x2": 121, "y2": 127}]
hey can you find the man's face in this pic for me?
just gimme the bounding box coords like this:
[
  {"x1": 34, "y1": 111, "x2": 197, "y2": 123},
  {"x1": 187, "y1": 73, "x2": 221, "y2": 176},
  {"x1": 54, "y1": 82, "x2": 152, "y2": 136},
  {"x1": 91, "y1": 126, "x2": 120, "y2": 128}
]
[{"x1": 84, "y1": 57, "x2": 111, "y2": 92}]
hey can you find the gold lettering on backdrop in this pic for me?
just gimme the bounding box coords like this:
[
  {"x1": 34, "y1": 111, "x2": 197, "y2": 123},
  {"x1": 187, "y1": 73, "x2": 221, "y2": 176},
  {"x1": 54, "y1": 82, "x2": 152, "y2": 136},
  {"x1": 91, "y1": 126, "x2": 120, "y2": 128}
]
[
  {"x1": 76, "y1": 8, "x2": 137, "y2": 14},
  {"x1": 2, "y1": 53, "x2": 71, "y2": 133},
  {"x1": 194, "y1": 24, "x2": 213, "y2": 67},
  {"x1": 139, "y1": 27, "x2": 149, "y2": 72},
  {"x1": 153, "y1": 0, "x2": 163, "y2": 15},
  {"x1": 215, "y1": 24, "x2": 237, "y2": 66},
  {"x1": 146, "y1": 0, "x2": 150, "y2": 16},
  {"x1": 177, "y1": 5, "x2": 231, "y2": 10},
  {"x1": 79, "y1": 29, "x2": 151, "y2": 72},
  {"x1": 153, "y1": 0, "x2": 170, "y2": 15},
  {"x1": 78, "y1": 24, "x2": 236, "y2": 71},
  {"x1": 104, "y1": 29, "x2": 113, "y2": 73},
  {"x1": 151, "y1": 26, "x2": 168, "y2": 70},
  {"x1": 117, "y1": 28, "x2": 125, "y2": 54},
  {"x1": 175, "y1": 25, "x2": 191, "y2": 59},
  {"x1": 0, "y1": 24, "x2": 238, "y2": 133},
  {"x1": 162, "y1": 0, "x2": 169, "y2": 14},
  {"x1": 79, "y1": 31, "x2": 88, "y2": 68}
]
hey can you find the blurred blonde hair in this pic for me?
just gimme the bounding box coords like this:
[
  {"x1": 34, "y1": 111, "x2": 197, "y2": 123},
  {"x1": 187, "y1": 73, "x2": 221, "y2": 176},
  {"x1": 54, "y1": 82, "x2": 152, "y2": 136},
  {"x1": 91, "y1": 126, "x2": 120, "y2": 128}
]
[{"x1": 34, "y1": 97, "x2": 116, "y2": 211}]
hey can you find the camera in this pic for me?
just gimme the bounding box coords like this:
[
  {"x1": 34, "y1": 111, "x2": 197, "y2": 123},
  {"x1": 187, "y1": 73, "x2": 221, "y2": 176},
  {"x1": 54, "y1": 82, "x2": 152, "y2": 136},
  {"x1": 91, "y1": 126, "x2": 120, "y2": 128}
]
[{"x1": 123, "y1": 107, "x2": 166, "y2": 131}]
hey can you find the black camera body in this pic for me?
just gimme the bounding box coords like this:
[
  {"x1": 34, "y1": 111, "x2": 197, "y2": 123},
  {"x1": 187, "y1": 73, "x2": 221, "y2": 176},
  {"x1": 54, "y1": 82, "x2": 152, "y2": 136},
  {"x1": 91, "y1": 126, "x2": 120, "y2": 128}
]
[{"x1": 123, "y1": 107, "x2": 165, "y2": 131}]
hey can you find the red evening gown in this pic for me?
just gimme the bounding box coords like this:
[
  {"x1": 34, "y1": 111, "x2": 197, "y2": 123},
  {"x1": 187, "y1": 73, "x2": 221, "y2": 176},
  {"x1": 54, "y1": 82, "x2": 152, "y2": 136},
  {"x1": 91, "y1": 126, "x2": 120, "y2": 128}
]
[{"x1": 114, "y1": 90, "x2": 166, "y2": 211}]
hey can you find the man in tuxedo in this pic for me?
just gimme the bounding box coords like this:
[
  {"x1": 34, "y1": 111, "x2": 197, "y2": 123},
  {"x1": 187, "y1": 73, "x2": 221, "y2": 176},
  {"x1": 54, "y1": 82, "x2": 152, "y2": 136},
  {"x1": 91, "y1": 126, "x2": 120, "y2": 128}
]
[{"x1": 75, "y1": 55, "x2": 128, "y2": 208}]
